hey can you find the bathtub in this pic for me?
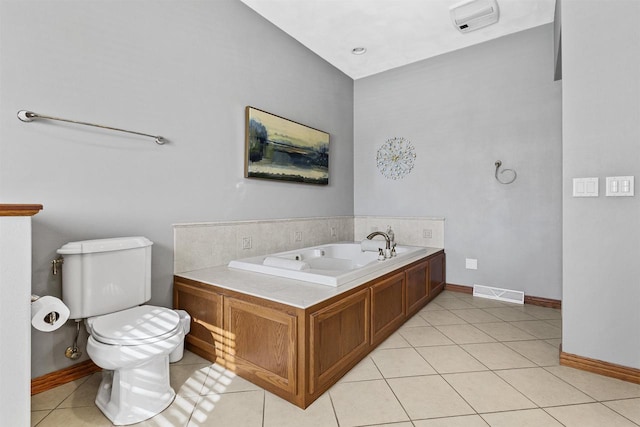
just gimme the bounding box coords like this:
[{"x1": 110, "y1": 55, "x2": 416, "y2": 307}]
[{"x1": 228, "y1": 242, "x2": 428, "y2": 286}]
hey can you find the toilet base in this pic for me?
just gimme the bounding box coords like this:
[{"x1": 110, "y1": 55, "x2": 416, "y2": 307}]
[{"x1": 95, "y1": 355, "x2": 175, "y2": 425}]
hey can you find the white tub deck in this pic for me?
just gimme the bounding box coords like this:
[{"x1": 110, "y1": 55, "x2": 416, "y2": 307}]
[{"x1": 177, "y1": 245, "x2": 443, "y2": 308}]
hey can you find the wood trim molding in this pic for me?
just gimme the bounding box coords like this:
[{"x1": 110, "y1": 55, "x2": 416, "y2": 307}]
[
  {"x1": 445, "y1": 283, "x2": 561, "y2": 309},
  {"x1": 0, "y1": 204, "x2": 43, "y2": 216},
  {"x1": 560, "y1": 351, "x2": 640, "y2": 385},
  {"x1": 31, "y1": 360, "x2": 101, "y2": 395},
  {"x1": 523, "y1": 295, "x2": 561, "y2": 309},
  {"x1": 444, "y1": 283, "x2": 473, "y2": 294}
]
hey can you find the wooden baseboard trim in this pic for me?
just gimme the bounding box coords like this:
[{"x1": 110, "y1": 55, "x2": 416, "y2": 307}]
[
  {"x1": 444, "y1": 283, "x2": 473, "y2": 294},
  {"x1": 31, "y1": 360, "x2": 101, "y2": 395},
  {"x1": 444, "y1": 283, "x2": 561, "y2": 309},
  {"x1": 523, "y1": 295, "x2": 561, "y2": 309},
  {"x1": 560, "y1": 351, "x2": 640, "y2": 385}
]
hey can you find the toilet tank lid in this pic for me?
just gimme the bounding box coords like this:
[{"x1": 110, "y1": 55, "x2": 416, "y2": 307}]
[{"x1": 57, "y1": 236, "x2": 153, "y2": 255}]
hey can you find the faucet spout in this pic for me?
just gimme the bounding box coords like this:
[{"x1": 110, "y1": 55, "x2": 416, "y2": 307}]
[{"x1": 366, "y1": 231, "x2": 391, "y2": 249}]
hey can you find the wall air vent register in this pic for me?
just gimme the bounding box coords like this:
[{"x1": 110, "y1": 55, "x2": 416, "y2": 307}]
[{"x1": 450, "y1": 0, "x2": 500, "y2": 33}]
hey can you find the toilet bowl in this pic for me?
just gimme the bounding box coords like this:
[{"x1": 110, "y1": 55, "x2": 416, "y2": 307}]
[
  {"x1": 85, "y1": 305, "x2": 186, "y2": 425},
  {"x1": 57, "y1": 237, "x2": 191, "y2": 425}
]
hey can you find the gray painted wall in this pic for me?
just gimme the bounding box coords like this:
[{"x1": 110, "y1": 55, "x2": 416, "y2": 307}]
[
  {"x1": 354, "y1": 24, "x2": 562, "y2": 300},
  {"x1": 0, "y1": 0, "x2": 354, "y2": 377},
  {"x1": 562, "y1": 0, "x2": 640, "y2": 369}
]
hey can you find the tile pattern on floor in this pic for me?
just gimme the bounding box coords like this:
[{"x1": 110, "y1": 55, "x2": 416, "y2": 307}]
[{"x1": 32, "y1": 291, "x2": 640, "y2": 426}]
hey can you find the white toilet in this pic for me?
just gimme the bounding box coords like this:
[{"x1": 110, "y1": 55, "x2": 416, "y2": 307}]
[{"x1": 57, "y1": 236, "x2": 189, "y2": 425}]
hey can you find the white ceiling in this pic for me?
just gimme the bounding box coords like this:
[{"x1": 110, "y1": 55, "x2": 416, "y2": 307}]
[{"x1": 239, "y1": 0, "x2": 557, "y2": 80}]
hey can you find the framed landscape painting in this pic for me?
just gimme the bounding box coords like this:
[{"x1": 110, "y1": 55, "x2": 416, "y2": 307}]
[{"x1": 245, "y1": 107, "x2": 329, "y2": 185}]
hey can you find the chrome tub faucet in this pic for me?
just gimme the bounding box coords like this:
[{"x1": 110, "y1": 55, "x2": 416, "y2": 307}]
[{"x1": 366, "y1": 231, "x2": 391, "y2": 250}]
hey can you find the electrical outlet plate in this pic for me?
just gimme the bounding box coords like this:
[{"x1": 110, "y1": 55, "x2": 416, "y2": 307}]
[
  {"x1": 465, "y1": 258, "x2": 478, "y2": 270},
  {"x1": 294, "y1": 231, "x2": 302, "y2": 242},
  {"x1": 423, "y1": 229, "x2": 432, "y2": 239},
  {"x1": 242, "y1": 237, "x2": 252, "y2": 250}
]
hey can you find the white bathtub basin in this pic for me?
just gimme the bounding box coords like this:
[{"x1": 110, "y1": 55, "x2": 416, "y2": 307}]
[{"x1": 228, "y1": 242, "x2": 428, "y2": 286}]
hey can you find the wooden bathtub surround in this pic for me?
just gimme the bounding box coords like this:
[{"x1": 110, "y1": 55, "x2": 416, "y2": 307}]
[
  {"x1": 174, "y1": 250, "x2": 445, "y2": 408},
  {"x1": 370, "y1": 272, "x2": 405, "y2": 347},
  {"x1": 226, "y1": 296, "x2": 299, "y2": 395}
]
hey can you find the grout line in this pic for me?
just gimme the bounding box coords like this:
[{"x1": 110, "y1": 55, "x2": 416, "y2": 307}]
[
  {"x1": 31, "y1": 409, "x2": 52, "y2": 427},
  {"x1": 260, "y1": 389, "x2": 266, "y2": 427},
  {"x1": 540, "y1": 405, "x2": 573, "y2": 426},
  {"x1": 541, "y1": 365, "x2": 607, "y2": 403},
  {"x1": 326, "y1": 389, "x2": 341, "y2": 427},
  {"x1": 437, "y1": 372, "x2": 483, "y2": 419},
  {"x1": 600, "y1": 400, "x2": 640, "y2": 426},
  {"x1": 371, "y1": 362, "x2": 414, "y2": 423},
  {"x1": 501, "y1": 339, "x2": 562, "y2": 367}
]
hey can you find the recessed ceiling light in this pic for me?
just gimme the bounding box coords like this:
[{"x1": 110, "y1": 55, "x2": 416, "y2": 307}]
[{"x1": 351, "y1": 47, "x2": 367, "y2": 55}]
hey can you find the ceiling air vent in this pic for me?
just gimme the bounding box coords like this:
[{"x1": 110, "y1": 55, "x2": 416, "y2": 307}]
[{"x1": 450, "y1": 0, "x2": 500, "y2": 33}]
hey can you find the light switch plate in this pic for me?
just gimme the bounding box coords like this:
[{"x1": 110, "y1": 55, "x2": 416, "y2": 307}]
[
  {"x1": 606, "y1": 176, "x2": 634, "y2": 197},
  {"x1": 573, "y1": 177, "x2": 599, "y2": 197}
]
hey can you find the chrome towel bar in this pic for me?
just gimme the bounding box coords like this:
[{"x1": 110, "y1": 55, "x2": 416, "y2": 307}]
[{"x1": 17, "y1": 110, "x2": 166, "y2": 145}]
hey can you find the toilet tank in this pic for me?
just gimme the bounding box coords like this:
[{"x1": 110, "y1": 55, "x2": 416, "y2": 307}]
[{"x1": 57, "y1": 237, "x2": 153, "y2": 319}]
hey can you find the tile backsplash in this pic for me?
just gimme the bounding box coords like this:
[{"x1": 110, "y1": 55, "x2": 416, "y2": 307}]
[
  {"x1": 174, "y1": 215, "x2": 444, "y2": 273},
  {"x1": 354, "y1": 216, "x2": 445, "y2": 248},
  {"x1": 174, "y1": 216, "x2": 354, "y2": 273}
]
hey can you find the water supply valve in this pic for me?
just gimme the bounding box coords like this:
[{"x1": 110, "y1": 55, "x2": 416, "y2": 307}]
[{"x1": 51, "y1": 257, "x2": 64, "y2": 275}]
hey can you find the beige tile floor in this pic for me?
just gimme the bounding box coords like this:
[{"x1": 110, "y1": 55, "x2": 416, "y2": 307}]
[{"x1": 32, "y1": 291, "x2": 640, "y2": 426}]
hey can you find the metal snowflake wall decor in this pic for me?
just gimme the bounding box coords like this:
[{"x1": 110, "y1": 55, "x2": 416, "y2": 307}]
[{"x1": 376, "y1": 137, "x2": 417, "y2": 179}]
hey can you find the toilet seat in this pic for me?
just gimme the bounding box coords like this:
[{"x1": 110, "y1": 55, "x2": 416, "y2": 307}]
[{"x1": 87, "y1": 305, "x2": 181, "y2": 346}]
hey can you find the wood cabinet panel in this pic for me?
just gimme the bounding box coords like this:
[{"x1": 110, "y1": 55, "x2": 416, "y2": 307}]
[
  {"x1": 173, "y1": 280, "x2": 223, "y2": 363},
  {"x1": 406, "y1": 260, "x2": 429, "y2": 316},
  {"x1": 309, "y1": 288, "x2": 369, "y2": 394},
  {"x1": 429, "y1": 253, "x2": 446, "y2": 296},
  {"x1": 224, "y1": 296, "x2": 297, "y2": 395},
  {"x1": 370, "y1": 272, "x2": 406, "y2": 346},
  {"x1": 173, "y1": 250, "x2": 445, "y2": 409}
]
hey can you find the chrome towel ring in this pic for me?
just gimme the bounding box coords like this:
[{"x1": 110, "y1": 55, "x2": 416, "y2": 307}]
[{"x1": 494, "y1": 160, "x2": 517, "y2": 184}]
